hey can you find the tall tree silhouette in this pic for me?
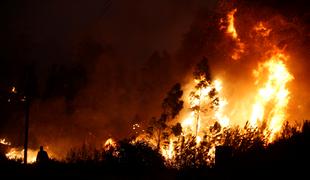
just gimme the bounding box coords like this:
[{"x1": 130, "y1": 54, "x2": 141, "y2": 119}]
[
  {"x1": 190, "y1": 57, "x2": 219, "y2": 136},
  {"x1": 148, "y1": 83, "x2": 184, "y2": 150}
]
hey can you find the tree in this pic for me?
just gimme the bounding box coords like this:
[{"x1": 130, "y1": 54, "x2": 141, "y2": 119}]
[
  {"x1": 193, "y1": 56, "x2": 212, "y2": 83},
  {"x1": 190, "y1": 57, "x2": 219, "y2": 136},
  {"x1": 162, "y1": 83, "x2": 184, "y2": 119},
  {"x1": 147, "y1": 83, "x2": 184, "y2": 150}
]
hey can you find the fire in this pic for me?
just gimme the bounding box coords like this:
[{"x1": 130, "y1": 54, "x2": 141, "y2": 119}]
[
  {"x1": 253, "y1": 22, "x2": 271, "y2": 37},
  {"x1": 161, "y1": 139, "x2": 174, "y2": 160},
  {"x1": 227, "y1": 9, "x2": 238, "y2": 39},
  {"x1": 156, "y1": 9, "x2": 295, "y2": 164},
  {"x1": 1, "y1": 5, "x2": 297, "y2": 168},
  {"x1": 181, "y1": 79, "x2": 229, "y2": 141},
  {"x1": 11, "y1": 86, "x2": 17, "y2": 94},
  {"x1": 104, "y1": 138, "x2": 117, "y2": 149},
  {"x1": 0, "y1": 138, "x2": 11, "y2": 145},
  {"x1": 6, "y1": 148, "x2": 38, "y2": 164},
  {"x1": 250, "y1": 51, "x2": 293, "y2": 141},
  {"x1": 225, "y1": 9, "x2": 245, "y2": 60},
  {"x1": 220, "y1": 8, "x2": 245, "y2": 60},
  {"x1": 1, "y1": 138, "x2": 57, "y2": 163},
  {"x1": 154, "y1": 77, "x2": 231, "y2": 162}
]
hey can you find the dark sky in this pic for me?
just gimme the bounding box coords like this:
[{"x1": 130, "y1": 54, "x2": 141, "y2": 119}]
[
  {"x1": 0, "y1": 0, "x2": 217, "y2": 150},
  {"x1": 0, "y1": 0, "x2": 309, "y2": 156}
]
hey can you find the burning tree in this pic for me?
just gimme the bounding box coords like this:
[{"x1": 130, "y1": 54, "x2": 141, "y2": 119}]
[
  {"x1": 146, "y1": 6, "x2": 296, "y2": 167},
  {"x1": 190, "y1": 57, "x2": 220, "y2": 137},
  {"x1": 1, "y1": 3, "x2": 303, "y2": 173},
  {"x1": 146, "y1": 83, "x2": 184, "y2": 150}
]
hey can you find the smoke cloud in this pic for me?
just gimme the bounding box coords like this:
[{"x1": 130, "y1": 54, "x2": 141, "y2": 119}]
[{"x1": 0, "y1": 0, "x2": 309, "y2": 157}]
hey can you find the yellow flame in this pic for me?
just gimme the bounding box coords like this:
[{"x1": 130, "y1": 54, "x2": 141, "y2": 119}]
[
  {"x1": 181, "y1": 79, "x2": 229, "y2": 144},
  {"x1": 6, "y1": 148, "x2": 37, "y2": 164},
  {"x1": 11, "y1": 86, "x2": 17, "y2": 94},
  {"x1": 227, "y1": 9, "x2": 238, "y2": 39},
  {"x1": 104, "y1": 138, "x2": 117, "y2": 149},
  {"x1": 250, "y1": 52, "x2": 293, "y2": 141},
  {"x1": 0, "y1": 138, "x2": 11, "y2": 145},
  {"x1": 138, "y1": 9, "x2": 294, "y2": 165},
  {"x1": 161, "y1": 139, "x2": 175, "y2": 160}
]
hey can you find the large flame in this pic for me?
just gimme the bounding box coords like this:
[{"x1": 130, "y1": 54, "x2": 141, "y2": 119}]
[
  {"x1": 1, "y1": 7, "x2": 296, "y2": 167},
  {"x1": 158, "y1": 9, "x2": 294, "y2": 163},
  {"x1": 6, "y1": 148, "x2": 38, "y2": 164},
  {"x1": 250, "y1": 51, "x2": 293, "y2": 141}
]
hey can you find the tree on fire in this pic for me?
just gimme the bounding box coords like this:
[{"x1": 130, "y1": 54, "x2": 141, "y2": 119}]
[
  {"x1": 147, "y1": 83, "x2": 184, "y2": 150},
  {"x1": 190, "y1": 57, "x2": 220, "y2": 136}
]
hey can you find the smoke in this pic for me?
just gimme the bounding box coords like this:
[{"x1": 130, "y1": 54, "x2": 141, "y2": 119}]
[
  {"x1": 176, "y1": 0, "x2": 310, "y2": 126},
  {"x1": 1, "y1": 0, "x2": 309, "y2": 158}
]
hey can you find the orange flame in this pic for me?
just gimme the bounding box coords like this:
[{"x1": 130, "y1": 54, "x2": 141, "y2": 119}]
[
  {"x1": 221, "y1": 8, "x2": 245, "y2": 60},
  {"x1": 227, "y1": 9, "x2": 238, "y2": 39},
  {"x1": 6, "y1": 148, "x2": 37, "y2": 164},
  {"x1": 0, "y1": 138, "x2": 11, "y2": 145},
  {"x1": 160, "y1": 10, "x2": 294, "y2": 163},
  {"x1": 250, "y1": 51, "x2": 293, "y2": 141},
  {"x1": 253, "y1": 22, "x2": 271, "y2": 37},
  {"x1": 104, "y1": 138, "x2": 117, "y2": 149}
]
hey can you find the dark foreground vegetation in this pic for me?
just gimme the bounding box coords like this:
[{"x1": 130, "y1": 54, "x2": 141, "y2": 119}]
[{"x1": 0, "y1": 121, "x2": 309, "y2": 179}]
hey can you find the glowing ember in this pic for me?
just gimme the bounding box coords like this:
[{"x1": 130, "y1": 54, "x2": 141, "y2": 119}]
[
  {"x1": 11, "y1": 86, "x2": 17, "y2": 94},
  {"x1": 104, "y1": 138, "x2": 117, "y2": 149},
  {"x1": 253, "y1": 22, "x2": 271, "y2": 37}
]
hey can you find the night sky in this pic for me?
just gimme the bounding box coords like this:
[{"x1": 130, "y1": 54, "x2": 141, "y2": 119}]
[{"x1": 0, "y1": 0, "x2": 309, "y2": 155}]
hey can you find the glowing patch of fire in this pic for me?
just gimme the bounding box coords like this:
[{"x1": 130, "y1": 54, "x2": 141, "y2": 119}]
[
  {"x1": 221, "y1": 8, "x2": 245, "y2": 60},
  {"x1": 0, "y1": 138, "x2": 11, "y2": 145},
  {"x1": 6, "y1": 148, "x2": 37, "y2": 164},
  {"x1": 250, "y1": 52, "x2": 293, "y2": 141}
]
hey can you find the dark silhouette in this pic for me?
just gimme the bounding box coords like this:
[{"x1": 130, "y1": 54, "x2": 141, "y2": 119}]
[
  {"x1": 147, "y1": 83, "x2": 184, "y2": 150},
  {"x1": 36, "y1": 146, "x2": 49, "y2": 165},
  {"x1": 0, "y1": 120, "x2": 309, "y2": 178},
  {"x1": 215, "y1": 145, "x2": 233, "y2": 169}
]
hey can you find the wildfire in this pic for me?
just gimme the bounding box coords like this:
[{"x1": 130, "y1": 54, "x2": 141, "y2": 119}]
[
  {"x1": 6, "y1": 148, "x2": 38, "y2": 164},
  {"x1": 156, "y1": 8, "x2": 295, "y2": 164},
  {"x1": 0, "y1": 138, "x2": 11, "y2": 145},
  {"x1": 161, "y1": 139, "x2": 174, "y2": 160},
  {"x1": 227, "y1": 9, "x2": 238, "y2": 39},
  {"x1": 181, "y1": 79, "x2": 229, "y2": 141},
  {"x1": 1, "y1": 137, "x2": 57, "y2": 164},
  {"x1": 253, "y1": 22, "x2": 272, "y2": 37},
  {"x1": 220, "y1": 8, "x2": 245, "y2": 60},
  {"x1": 250, "y1": 51, "x2": 293, "y2": 141},
  {"x1": 0, "y1": 5, "x2": 297, "y2": 168},
  {"x1": 104, "y1": 138, "x2": 117, "y2": 149}
]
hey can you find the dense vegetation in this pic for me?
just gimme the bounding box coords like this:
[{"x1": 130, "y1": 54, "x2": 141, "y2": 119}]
[{"x1": 0, "y1": 120, "x2": 309, "y2": 179}]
